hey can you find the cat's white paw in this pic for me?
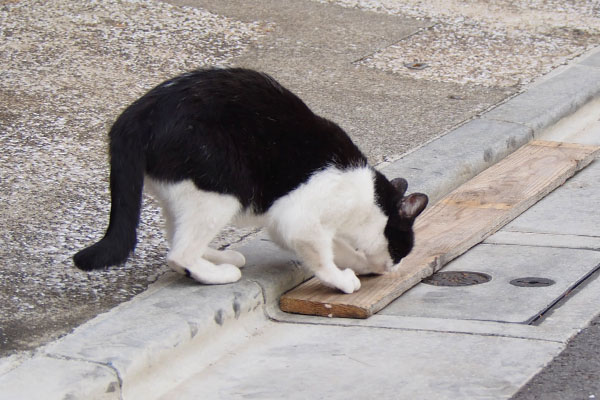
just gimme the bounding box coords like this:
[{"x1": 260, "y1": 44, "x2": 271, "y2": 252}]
[
  {"x1": 339, "y1": 268, "x2": 361, "y2": 294},
  {"x1": 318, "y1": 268, "x2": 361, "y2": 294},
  {"x1": 167, "y1": 255, "x2": 242, "y2": 284},
  {"x1": 187, "y1": 263, "x2": 242, "y2": 284}
]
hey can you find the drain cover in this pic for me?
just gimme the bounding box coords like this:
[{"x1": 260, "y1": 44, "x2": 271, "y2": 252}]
[
  {"x1": 510, "y1": 277, "x2": 555, "y2": 287},
  {"x1": 404, "y1": 62, "x2": 429, "y2": 70},
  {"x1": 422, "y1": 271, "x2": 491, "y2": 287}
]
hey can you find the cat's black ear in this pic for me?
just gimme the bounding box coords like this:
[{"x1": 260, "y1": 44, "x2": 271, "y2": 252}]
[
  {"x1": 398, "y1": 193, "x2": 428, "y2": 220},
  {"x1": 390, "y1": 177, "x2": 408, "y2": 196}
]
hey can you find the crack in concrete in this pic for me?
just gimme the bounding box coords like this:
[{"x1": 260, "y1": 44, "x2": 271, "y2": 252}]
[
  {"x1": 351, "y1": 22, "x2": 438, "y2": 64},
  {"x1": 219, "y1": 228, "x2": 261, "y2": 250},
  {"x1": 45, "y1": 352, "x2": 124, "y2": 399}
]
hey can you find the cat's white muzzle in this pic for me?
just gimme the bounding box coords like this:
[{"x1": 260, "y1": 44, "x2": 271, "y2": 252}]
[{"x1": 364, "y1": 254, "x2": 395, "y2": 275}]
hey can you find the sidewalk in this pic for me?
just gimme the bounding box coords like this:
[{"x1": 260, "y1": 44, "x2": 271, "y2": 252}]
[{"x1": 1, "y1": 0, "x2": 600, "y2": 399}]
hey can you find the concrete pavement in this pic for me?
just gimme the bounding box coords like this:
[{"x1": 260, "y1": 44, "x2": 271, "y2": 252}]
[{"x1": 1, "y1": 0, "x2": 600, "y2": 398}]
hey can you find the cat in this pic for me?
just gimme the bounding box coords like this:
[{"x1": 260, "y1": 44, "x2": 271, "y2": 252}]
[{"x1": 73, "y1": 68, "x2": 428, "y2": 294}]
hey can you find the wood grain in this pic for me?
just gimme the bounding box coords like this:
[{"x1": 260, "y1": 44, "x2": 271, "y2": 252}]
[{"x1": 280, "y1": 141, "x2": 600, "y2": 319}]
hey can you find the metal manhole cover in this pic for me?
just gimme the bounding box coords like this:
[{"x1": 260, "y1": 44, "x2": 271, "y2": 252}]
[
  {"x1": 509, "y1": 277, "x2": 555, "y2": 287},
  {"x1": 422, "y1": 271, "x2": 492, "y2": 287}
]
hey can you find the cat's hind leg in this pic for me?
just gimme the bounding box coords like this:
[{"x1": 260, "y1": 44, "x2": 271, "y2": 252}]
[
  {"x1": 153, "y1": 205, "x2": 246, "y2": 269},
  {"x1": 160, "y1": 181, "x2": 243, "y2": 284}
]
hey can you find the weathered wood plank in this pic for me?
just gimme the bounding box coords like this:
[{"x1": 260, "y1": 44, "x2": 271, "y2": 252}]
[{"x1": 280, "y1": 141, "x2": 600, "y2": 319}]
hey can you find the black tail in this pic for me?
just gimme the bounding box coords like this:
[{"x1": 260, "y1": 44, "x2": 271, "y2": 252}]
[{"x1": 74, "y1": 114, "x2": 146, "y2": 270}]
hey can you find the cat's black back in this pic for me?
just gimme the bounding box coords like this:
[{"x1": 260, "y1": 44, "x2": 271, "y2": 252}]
[{"x1": 128, "y1": 68, "x2": 367, "y2": 212}]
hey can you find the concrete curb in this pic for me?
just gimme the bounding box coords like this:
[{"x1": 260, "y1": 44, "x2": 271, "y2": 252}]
[
  {"x1": 2, "y1": 48, "x2": 600, "y2": 400},
  {"x1": 0, "y1": 236, "x2": 312, "y2": 399},
  {"x1": 383, "y1": 47, "x2": 600, "y2": 203}
]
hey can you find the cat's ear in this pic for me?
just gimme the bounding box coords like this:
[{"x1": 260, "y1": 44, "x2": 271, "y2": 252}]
[
  {"x1": 398, "y1": 193, "x2": 428, "y2": 220},
  {"x1": 390, "y1": 177, "x2": 408, "y2": 196}
]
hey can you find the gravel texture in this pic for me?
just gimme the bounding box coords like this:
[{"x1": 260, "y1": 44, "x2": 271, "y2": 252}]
[
  {"x1": 0, "y1": 0, "x2": 265, "y2": 355},
  {"x1": 319, "y1": 0, "x2": 600, "y2": 86}
]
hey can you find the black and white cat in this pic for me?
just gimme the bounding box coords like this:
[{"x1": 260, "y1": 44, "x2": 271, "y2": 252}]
[{"x1": 74, "y1": 68, "x2": 428, "y2": 294}]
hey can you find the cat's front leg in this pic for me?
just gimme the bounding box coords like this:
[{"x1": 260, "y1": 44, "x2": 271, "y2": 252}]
[
  {"x1": 323, "y1": 268, "x2": 361, "y2": 294},
  {"x1": 333, "y1": 238, "x2": 371, "y2": 275},
  {"x1": 294, "y1": 238, "x2": 361, "y2": 294}
]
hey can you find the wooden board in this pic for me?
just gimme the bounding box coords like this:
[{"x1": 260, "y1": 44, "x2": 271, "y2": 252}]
[{"x1": 280, "y1": 141, "x2": 600, "y2": 319}]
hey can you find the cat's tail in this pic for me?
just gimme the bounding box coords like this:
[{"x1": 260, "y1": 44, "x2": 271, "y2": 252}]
[{"x1": 73, "y1": 114, "x2": 145, "y2": 270}]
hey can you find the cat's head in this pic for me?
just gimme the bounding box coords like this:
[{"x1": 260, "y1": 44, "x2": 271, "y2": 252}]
[{"x1": 368, "y1": 177, "x2": 428, "y2": 273}]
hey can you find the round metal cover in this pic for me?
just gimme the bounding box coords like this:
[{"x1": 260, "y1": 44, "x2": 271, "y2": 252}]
[
  {"x1": 422, "y1": 271, "x2": 491, "y2": 287},
  {"x1": 509, "y1": 277, "x2": 555, "y2": 287},
  {"x1": 404, "y1": 62, "x2": 429, "y2": 70}
]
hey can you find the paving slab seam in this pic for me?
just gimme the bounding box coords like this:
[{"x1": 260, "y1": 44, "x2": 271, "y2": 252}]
[
  {"x1": 266, "y1": 302, "x2": 571, "y2": 337},
  {"x1": 496, "y1": 230, "x2": 600, "y2": 239},
  {"x1": 485, "y1": 231, "x2": 600, "y2": 252},
  {"x1": 262, "y1": 307, "x2": 570, "y2": 344},
  {"x1": 265, "y1": 312, "x2": 567, "y2": 345},
  {"x1": 484, "y1": 237, "x2": 600, "y2": 250},
  {"x1": 350, "y1": 21, "x2": 437, "y2": 64}
]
